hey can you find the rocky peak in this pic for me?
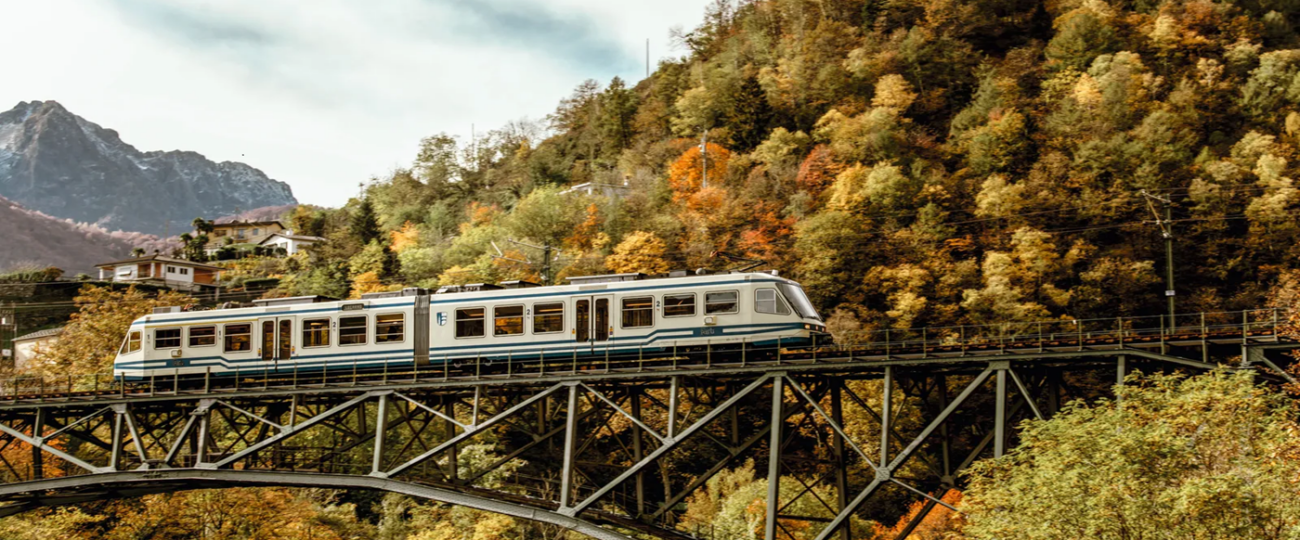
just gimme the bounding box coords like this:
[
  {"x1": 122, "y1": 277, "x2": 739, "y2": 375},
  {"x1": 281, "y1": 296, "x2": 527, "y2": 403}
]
[{"x1": 0, "y1": 100, "x2": 297, "y2": 235}]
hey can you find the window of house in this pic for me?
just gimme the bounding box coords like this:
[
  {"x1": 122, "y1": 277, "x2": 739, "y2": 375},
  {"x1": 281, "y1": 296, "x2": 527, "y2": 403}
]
[
  {"x1": 663, "y1": 294, "x2": 696, "y2": 317},
  {"x1": 224, "y1": 323, "x2": 251, "y2": 352},
  {"x1": 755, "y1": 289, "x2": 792, "y2": 315},
  {"x1": 494, "y1": 305, "x2": 524, "y2": 336},
  {"x1": 119, "y1": 331, "x2": 141, "y2": 354},
  {"x1": 339, "y1": 316, "x2": 367, "y2": 346},
  {"x1": 706, "y1": 291, "x2": 739, "y2": 314},
  {"x1": 253, "y1": 228, "x2": 261, "y2": 236},
  {"x1": 189, "y1": 326, "x2": 216, "y2": 347},
  {"x1": 621, "y1": 297, "x2": 654, "y2": 328},
  {"x1": 236, "y1": 229, "x2": 246, "y2": 238},
  {"x1": 302, "y1": 318, "x2": 330, "y2": 348},
  {"x1": 376, "y1": 314, "x2": 405, "y2": 343},
  {"x1": 166, "y1": 266, "x2": 176, "y2": 274},
  {"x1": 180, "y1": 268, "x2": 189, "y2": 276},
  {"x1": 154, "y1": 328, "x2": 181, "y2": 349},
  {"x1": 214, "y1": 230, "x2": 226, "y2": 237},
  {"x1": 456, "y1": 308, "x2": 485, "y2": 338},
  {"x1": 533, "y1": 302, "x2": 564, "y2": 334},
  {"x1": 117, "y1": 268, "x2": 132, "y2": 277}
]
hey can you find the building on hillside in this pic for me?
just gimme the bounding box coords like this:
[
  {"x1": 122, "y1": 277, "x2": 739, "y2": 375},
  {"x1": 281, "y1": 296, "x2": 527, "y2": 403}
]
[
  {"x1": 95, "y1": 254, "x2": 223, "y2": 292},
  {"x1": 206, "y1": 220, "x2": 286, "y2": 251},
  {"x1": 12, "y1": 326, "x2": 63, "y2": 371},
  {"x1": 559, "y1": 181, "x2": 631, "y2": 198},
  {"x1": 258, "y1": 232, "x2": 325, "y2": 256}
]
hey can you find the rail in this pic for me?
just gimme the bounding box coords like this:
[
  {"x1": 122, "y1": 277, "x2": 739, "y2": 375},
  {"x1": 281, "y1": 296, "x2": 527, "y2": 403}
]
[{"x1": 0, "y1": 309, "x2": 1290, "y2": 402}]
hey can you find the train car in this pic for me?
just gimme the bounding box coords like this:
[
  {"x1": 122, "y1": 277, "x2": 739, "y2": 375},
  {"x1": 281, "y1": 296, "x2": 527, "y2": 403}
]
[{"x1": 112, "y1": 271, "x2": 827, "y2": 380}]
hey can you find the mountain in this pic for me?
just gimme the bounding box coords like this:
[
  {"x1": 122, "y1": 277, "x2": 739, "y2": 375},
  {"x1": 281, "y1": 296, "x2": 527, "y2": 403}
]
[
  {"x1": 0, "y1": 101, "x2": 297, "y2": 235},
  {"x1": 0, "y1": 196, "x2": 169, "y2": 274}
]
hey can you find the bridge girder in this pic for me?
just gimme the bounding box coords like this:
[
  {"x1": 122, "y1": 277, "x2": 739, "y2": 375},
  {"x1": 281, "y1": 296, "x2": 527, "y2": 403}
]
[{"x1": 0, "y1": 317, "x2": 1290, "y2": 540}]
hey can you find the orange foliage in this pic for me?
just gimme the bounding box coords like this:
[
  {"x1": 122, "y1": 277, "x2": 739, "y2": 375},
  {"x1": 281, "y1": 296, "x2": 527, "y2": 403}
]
[
  {"x1": 565, "y1": 203, "x2": 604, "y2": 251},
  {"x1": 737, "y1": 204, "x2": 796, "y2": 264},
  {"x1": 390, "y1": 221, "x2": 420, "y2": 253},
  {"x1": 873, "y1": 489, "x2": 965, "y2": 539},
  {"x1": 668, "y1": 142, "x2": 732, "y2": 204},
  {"x1": 467, "y1": 202, "x2": 502, "y2": 227},
  {"x1": 795, "y1": 144, "x2": 841, "y2": 199}
]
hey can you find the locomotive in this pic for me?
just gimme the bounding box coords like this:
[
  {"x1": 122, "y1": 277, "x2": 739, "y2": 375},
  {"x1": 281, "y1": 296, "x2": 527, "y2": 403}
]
[{"x1": 113, "y1": 271, "x2": 827, "y2": 379}]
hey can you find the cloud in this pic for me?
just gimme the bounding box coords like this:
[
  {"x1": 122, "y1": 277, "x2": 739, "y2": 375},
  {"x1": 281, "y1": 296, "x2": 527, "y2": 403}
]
[{"x1": 0, "y1": 0, "x2": 704, "y2": 208}]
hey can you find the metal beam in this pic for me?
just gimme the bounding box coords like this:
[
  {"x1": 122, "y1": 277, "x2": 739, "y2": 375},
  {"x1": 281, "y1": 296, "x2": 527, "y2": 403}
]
[
  {"x1": 385, "y1": 384, "x2": 565, "y2": 478},
  {"x1": 765, "y1": 375, "x2": 784, "y2": 540},
  {"x1": 0, "y1": 471, "x2": 635, "y2": 540},
  {"x1": 564, "y1": 374, "x2": 773, "y2": 516}
]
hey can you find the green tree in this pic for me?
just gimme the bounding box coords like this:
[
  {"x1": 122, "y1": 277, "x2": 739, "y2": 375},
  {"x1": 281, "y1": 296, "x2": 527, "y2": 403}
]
[
  {"x1": 350, "y1": 199, "x2": 382, "y2": 246},
  {"x1": 962, "y1": 370, "x2": 1300, "y2": 539}
]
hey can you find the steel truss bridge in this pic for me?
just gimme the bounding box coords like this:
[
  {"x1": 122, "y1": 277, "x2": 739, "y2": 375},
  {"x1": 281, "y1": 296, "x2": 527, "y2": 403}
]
[{"x1": 0, "y1": 310, "x2": 1293, "y2": 540}]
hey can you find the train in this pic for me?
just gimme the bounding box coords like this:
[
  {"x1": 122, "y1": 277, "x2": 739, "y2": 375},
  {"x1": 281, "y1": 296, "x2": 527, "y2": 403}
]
[{"x1": 112, "y1": 271, "x2": 828, "y2": 380}]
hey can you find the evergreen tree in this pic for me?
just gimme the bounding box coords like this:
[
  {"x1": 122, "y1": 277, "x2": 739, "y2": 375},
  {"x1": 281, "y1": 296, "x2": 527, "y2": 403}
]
[
  {"x1": 728, "y1": 76, "x2": 775, "y2": 152},
  {"x1": 350, "y1": 199, "x2": 382, "y2": 245}
]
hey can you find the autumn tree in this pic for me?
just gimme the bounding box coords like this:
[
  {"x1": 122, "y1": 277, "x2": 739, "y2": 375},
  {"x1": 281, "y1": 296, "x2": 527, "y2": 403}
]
[
  {"x1": 32, "y1": 285, "x2": 192, "y2": 375},
  {"x1": 606, "y1": 231, "x2": 671, "y2": 274},
  {"x1": 962, "y1": 371, "x2": 1300, "y2": 539}
]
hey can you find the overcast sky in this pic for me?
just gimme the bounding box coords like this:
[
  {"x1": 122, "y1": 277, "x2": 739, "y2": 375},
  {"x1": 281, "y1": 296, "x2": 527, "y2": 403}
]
[{"x1": 0, "y1": 0, "x2": 705, "y2": 207}]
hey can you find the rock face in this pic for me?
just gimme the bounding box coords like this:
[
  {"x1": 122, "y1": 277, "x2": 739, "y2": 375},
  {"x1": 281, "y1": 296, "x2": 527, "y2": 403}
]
[{"x1": 0, "y1": 101, "x2": 297, "y2": 235}]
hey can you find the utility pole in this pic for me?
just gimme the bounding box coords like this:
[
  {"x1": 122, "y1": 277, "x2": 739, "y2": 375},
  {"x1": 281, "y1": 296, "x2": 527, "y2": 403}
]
[
  {"x1": 1141, "y1": 191, "x2": 1176, "y2": 329},
  {"x1": 700, "y1": 130, "x2": 708, "y2": 189},
  {"x1": 646, "y1": 39, "x2": 650, "y2": 79}
]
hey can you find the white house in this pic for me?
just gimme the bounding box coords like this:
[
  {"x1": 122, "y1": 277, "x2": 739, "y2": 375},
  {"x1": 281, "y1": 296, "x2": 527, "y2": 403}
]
[
  {"x1": 258, "y1": 232, "x2": 325, "y2": 256},
  {"x1": 12, "y1": 327, "x2": 63, "y2": 371},
  {"x1": 95, "y1": 254, "x2": 224, "y2": 292}
]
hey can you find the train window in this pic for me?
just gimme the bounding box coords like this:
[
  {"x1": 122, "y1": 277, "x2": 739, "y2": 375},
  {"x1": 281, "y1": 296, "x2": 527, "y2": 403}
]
[
  {"x1": 302, "y1": 318, "x2": 330, "y2": 348},
  {"x1": 621, "y1": 297, "x2": 654, "y2": 328},
  {"x1": 706, "y1": 291, "x2": 738, "y2": 314},
  {"x1": 376, "y1": 314, "x2": 405, "y2": 343},
  {"x1": 119, "y1": 331, "x2": 141, "y2": 354},
  {"x1": 189, "y1": 326, "x2": 216, "y2": 347},
  {"x1": 533, "y1": 303, "x2": 564, "y2": 334},
  {"x1": 339, "y1": 316, "x2": 367, "y2": 346},
  {"x1": 224, "y1": 324, "x2": 251, "y2": 352},
  {"x1": 494, "y1": 306, "x2": 524, "y2": 336},
  {"x1": 154, "y1": 328, "x2": 181, "y2": 349},
  {"x1": 663, "y1": 294, "x2": 696, "y2": 317},
  {"x1": 457, "y1": 308, "x2": 485, "y2": 338},
  {"x1": 755, "y1": 289, "x2": 792, "y2": 315}
]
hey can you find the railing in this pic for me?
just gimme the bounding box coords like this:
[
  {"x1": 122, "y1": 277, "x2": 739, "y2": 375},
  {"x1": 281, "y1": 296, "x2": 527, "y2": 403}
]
[{"x1": 0, "y1": 309, "x2": 1287, "y2": 402}]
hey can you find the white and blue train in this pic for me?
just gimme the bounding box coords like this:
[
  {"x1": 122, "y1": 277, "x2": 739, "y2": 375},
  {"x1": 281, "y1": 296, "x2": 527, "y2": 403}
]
[{"x1": 113, "y1": 271, "x2": 827, "y2": 379}]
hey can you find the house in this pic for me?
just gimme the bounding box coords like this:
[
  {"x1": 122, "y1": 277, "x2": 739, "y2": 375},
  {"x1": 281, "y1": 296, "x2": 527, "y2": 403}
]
[
  {"x1": 12, "y1": 327, "x2": 62, "y2": 371},
  {"x1": 95, "y1": 254, "x2": 223, "y2": 292},
  {"x1": 258, "y1": 232, "x2": 325, "y2": 255},
  {"x1": 207, "y1": 220, "x2": 286, "y2": 250},
  {"x1": 559, "y1": 181, "x2": 631, "y2": 198}
]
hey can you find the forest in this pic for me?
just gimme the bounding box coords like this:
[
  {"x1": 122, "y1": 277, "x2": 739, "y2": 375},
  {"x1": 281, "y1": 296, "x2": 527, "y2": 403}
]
[{"x1": 10, "y1": 0, "x2": 1300, "y2": 537}]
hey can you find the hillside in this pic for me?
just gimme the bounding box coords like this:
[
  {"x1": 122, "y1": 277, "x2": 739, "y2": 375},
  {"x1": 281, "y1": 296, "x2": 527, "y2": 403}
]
[
  {"x1": 0, "y1": 101, "x2": 297, "y2": 235},
  {"x1": 0, "y1": 196, "x2": 160, "y2": 274},
  {"x1": 272, "y1": 0, "x2": 1300, "y2": 333}
]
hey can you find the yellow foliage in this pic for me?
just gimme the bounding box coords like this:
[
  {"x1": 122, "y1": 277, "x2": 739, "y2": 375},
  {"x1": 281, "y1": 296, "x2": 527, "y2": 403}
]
[
  {"x1": 390, "y1": 221, "x2": 420, "y2": 253},
  {"x1": 606, "y1": 231, "x2": 671, "y2": 274},
  {"x1": 32, "y1": 285, "x2": 193, "y2": 376},
  {"x1": 349, "y1": 271, "x2": 391, "y2": 299}
]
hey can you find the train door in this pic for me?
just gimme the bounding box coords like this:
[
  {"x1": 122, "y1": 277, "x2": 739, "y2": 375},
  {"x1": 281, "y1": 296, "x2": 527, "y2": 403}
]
[
  {"x1": 574, "y1": 294, "x2": 613, "y2": 354},
  {"x1": 258, "y1": 316, "x2": 294, "y2": 370}
]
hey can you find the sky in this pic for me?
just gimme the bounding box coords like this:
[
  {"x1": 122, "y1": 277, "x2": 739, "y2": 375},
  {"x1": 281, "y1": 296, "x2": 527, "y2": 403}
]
[{"x1": 0, "y1": 0, "x2": 706, "y2": 206}]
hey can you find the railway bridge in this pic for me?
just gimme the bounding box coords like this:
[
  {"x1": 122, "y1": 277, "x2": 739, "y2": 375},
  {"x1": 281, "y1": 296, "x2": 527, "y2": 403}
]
[{"x1": 0, "y1": 310, "x2": 1293, "y2": 540}]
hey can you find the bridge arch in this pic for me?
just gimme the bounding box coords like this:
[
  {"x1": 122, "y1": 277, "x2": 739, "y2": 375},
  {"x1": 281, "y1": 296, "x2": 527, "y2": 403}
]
[{"x1": 0, "y1": 470, "x2": 633, "y2": 540}]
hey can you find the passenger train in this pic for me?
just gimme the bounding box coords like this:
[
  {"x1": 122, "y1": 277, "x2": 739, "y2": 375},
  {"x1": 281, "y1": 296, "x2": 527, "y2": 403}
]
[{"x1": 112, "y1": 271, "x2": 828, "y2": 379}]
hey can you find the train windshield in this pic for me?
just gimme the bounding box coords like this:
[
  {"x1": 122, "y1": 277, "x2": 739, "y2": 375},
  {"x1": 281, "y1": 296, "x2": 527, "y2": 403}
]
[{"x1": 777, "y1": 283, "x2": 821, "y2": 321}]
